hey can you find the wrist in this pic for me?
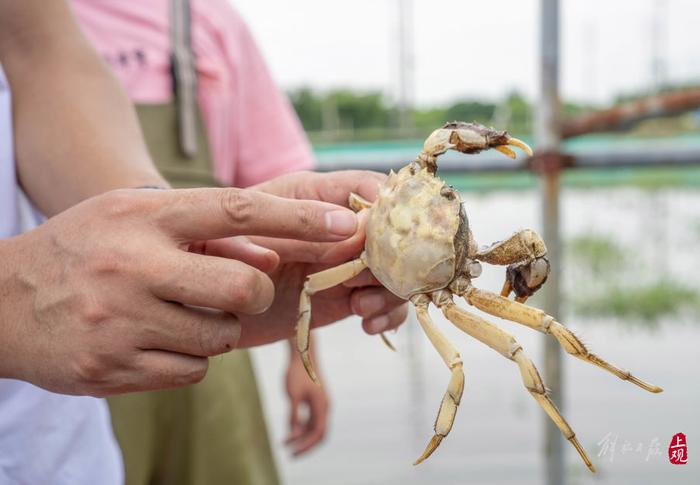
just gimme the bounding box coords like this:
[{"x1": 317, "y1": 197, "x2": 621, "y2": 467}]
[
  {"x1": 288, "y1": 338, "x2": 307, "y2": 366},
  {"x1": 0, "y1": 233, "x2": 33, "y2": 380}
]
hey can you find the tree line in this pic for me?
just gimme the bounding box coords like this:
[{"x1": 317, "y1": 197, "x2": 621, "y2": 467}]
[{"x1": 288, "y1": 87, "x2": 591, "y2": 142}]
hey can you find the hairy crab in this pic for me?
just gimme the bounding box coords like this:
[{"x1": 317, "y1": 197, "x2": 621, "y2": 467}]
[{"x1": 296, "y1": 122, "x2": 662, "y2": 471}]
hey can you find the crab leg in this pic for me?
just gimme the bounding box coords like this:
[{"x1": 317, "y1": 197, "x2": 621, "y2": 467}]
[
  {"x1": 500, "y1": 280, "x2": 513, "y2": 298},
  {"x1": 348, "y1": 192, "x2": 373, "y2": 212},
  {"x1": 475, "y1": 229, "x2": 550, "y2": 303},
  {"x1": 436, "y1": 296, "x2": 595, "y2": 472},
  {"x1": 461, "y1": 287, "x2": 663, "y2": 393},
  {"x1": 475, "y1": 229, "x2": 546, "y2": 265},
  {"x1": 411, "y1": 294, "x2": 464, "y2": 465},
  {"x1": 297, "y1": 256, "x2": 368, "y2": 384}
]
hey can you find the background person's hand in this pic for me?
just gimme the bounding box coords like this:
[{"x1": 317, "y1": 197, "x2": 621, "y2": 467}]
[
  {"x1": 284, "y1": 348, "x2": 330, "y2": 456},
  {"x1": 0, "y1": 187, "x2": 360, "y2": 396}
]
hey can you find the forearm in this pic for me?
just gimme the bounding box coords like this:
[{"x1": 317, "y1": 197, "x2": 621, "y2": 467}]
[
  {"x1": 288, "y1": 338, "x2": 298, "y2": 363},
  {"x1": 0, "y1": 0, "x2": 167, "y2": 216},
  {"x1": 288, "y1": 337, "x2": 316, "y2": 370}
]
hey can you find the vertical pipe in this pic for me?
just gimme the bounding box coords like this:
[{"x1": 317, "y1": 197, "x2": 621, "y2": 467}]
[{"x1": 536, "y1": 0, "x2": 564, "y2": 484}]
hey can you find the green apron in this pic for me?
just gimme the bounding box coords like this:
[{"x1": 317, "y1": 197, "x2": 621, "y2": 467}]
[
  {"x1": 107, "y1": 102, "x2": 280, "y2": 485},
  {"x1": 107, "y1": 3, "x2": 280, "y2": 479}
]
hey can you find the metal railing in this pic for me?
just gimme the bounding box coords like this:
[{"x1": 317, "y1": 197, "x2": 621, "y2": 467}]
[{"x1": 316, "y1": 145, "x2": 700, "y2": 175}]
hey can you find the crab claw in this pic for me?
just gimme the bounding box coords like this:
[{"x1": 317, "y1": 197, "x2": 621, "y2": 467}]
[
  {"x1": 504, "y1": 257, "x2": 550, "y2": 301},
  {"x1": 505, "y1": 136, "x2": 534, "y2": 157},
  {"x1": 423, "y1": 121, "x2": 533, "y2": 159},
  {"x1": 495, "y1": 145, "x2": 517, "y2": 159}
]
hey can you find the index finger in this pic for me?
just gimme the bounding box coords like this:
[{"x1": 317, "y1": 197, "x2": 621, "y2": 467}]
[
  {"x1": 154, "y1": 187, "x2": 359, "y2": 242},
  {"x1": 310, "y1": 170, "x2": 386, "y2": 206},
  {"x1": 249, "y1": 210, "x2": 370, "y2": 265},
  {"x1": 256, "y1": 170, "x2": 386, "y2": 207}
]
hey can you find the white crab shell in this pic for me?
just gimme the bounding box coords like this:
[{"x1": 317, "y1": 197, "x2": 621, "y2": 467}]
[{"x1": 364, "y1": 165, "x2": 464, "y2": 299}]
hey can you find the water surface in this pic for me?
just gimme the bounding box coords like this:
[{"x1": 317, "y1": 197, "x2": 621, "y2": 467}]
[{"x1": 252, "y1": 188, "x2": 700, "y2": 484}]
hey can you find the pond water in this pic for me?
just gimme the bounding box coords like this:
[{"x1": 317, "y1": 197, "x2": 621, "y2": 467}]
[{"x1": 251, "y1": 187, "x2": 700, "y2": 485}]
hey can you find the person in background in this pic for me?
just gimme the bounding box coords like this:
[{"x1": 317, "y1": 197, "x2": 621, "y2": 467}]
[
  {"x1": 0, "y1": 1, "x2": 407, "y2": 483},
  {"x1": 69, "y1": 1, "x2": 404, "y2": 484}
]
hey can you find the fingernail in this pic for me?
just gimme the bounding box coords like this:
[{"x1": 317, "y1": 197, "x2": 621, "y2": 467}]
[
  {"x1": 355, "y1": 294, "x2": 385, "y2": 316},
  {"x1": 367, "y1": 315, "x2": 390, "y2": 334},
  {"x1": 325, "y1": 210, "x2": 357, "y2": 237}
]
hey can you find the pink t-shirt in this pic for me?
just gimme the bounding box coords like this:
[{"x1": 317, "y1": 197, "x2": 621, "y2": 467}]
[{"x1": 70, "y1": 0, "x2": 314, "y2": 188}]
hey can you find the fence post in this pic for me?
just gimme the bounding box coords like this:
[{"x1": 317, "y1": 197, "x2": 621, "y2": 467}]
[{"x1": 536, "y1": 0, "x2": 565, "y2": 484}]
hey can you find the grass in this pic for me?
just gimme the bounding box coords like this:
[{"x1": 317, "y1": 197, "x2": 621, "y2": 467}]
[
  {"x1": 566, "y1": 234, "x2": 628, "y2": 276},
  {"x1": 563, "y1": 234, "x2": 699, "y2": 326},
  {"x1": 573, "y1": 280, "x2": 699, "y2": 325}
]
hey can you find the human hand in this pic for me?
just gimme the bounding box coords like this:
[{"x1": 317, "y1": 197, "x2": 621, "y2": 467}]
[
  {"x1": 284, "y1": 347, "x2": 329, "y2": 456},
  {"x1": 234, "y1": 171, "x2": 409, "y2": 347},
  {"x1": 0, "y1": 187, "x2": 359, "y2": 396}
]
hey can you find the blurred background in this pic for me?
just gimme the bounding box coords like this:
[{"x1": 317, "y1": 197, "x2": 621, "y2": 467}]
[{"x1": 231, "y1": 0, "x2": 699, "y2": 483}]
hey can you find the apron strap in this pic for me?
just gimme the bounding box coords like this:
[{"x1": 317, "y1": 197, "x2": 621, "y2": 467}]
[{"x1": 169, "y1": 0, "x2": 198, "y2": 158}]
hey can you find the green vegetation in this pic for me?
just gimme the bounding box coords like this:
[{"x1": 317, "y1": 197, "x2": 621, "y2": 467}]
[
  {"x1": 574, "y1": 280, "x2": 699, "y2": 325},
  {"x1": 564, "y1": 234, "x2": 699, "y2": 326},
  {"x1": 289, "y1": 88, "x2": 392, "y2": 133},
  {"x1": 288, "y1": 88, "x2": 578, "y2": 142},
  {"x1": 290, "y1": 85, "x2": 700, "y2": 144},
  {"x1": 567, "y1": 234, "x2": 627, "y2": 276}
]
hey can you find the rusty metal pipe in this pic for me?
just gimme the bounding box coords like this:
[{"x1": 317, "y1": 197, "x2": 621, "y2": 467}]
[{"x1": 562, "y1": 87, "x2": 700, "y2": 139}]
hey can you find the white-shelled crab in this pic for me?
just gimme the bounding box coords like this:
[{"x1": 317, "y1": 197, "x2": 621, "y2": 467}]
[{"x1": 296, "y1": 122, "x2": 662, "y2": 471}]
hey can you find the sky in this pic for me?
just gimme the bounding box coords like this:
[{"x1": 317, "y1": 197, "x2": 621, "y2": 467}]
[{"x1": 232, "y1": 0, "x2": 700, "y2": 107}]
